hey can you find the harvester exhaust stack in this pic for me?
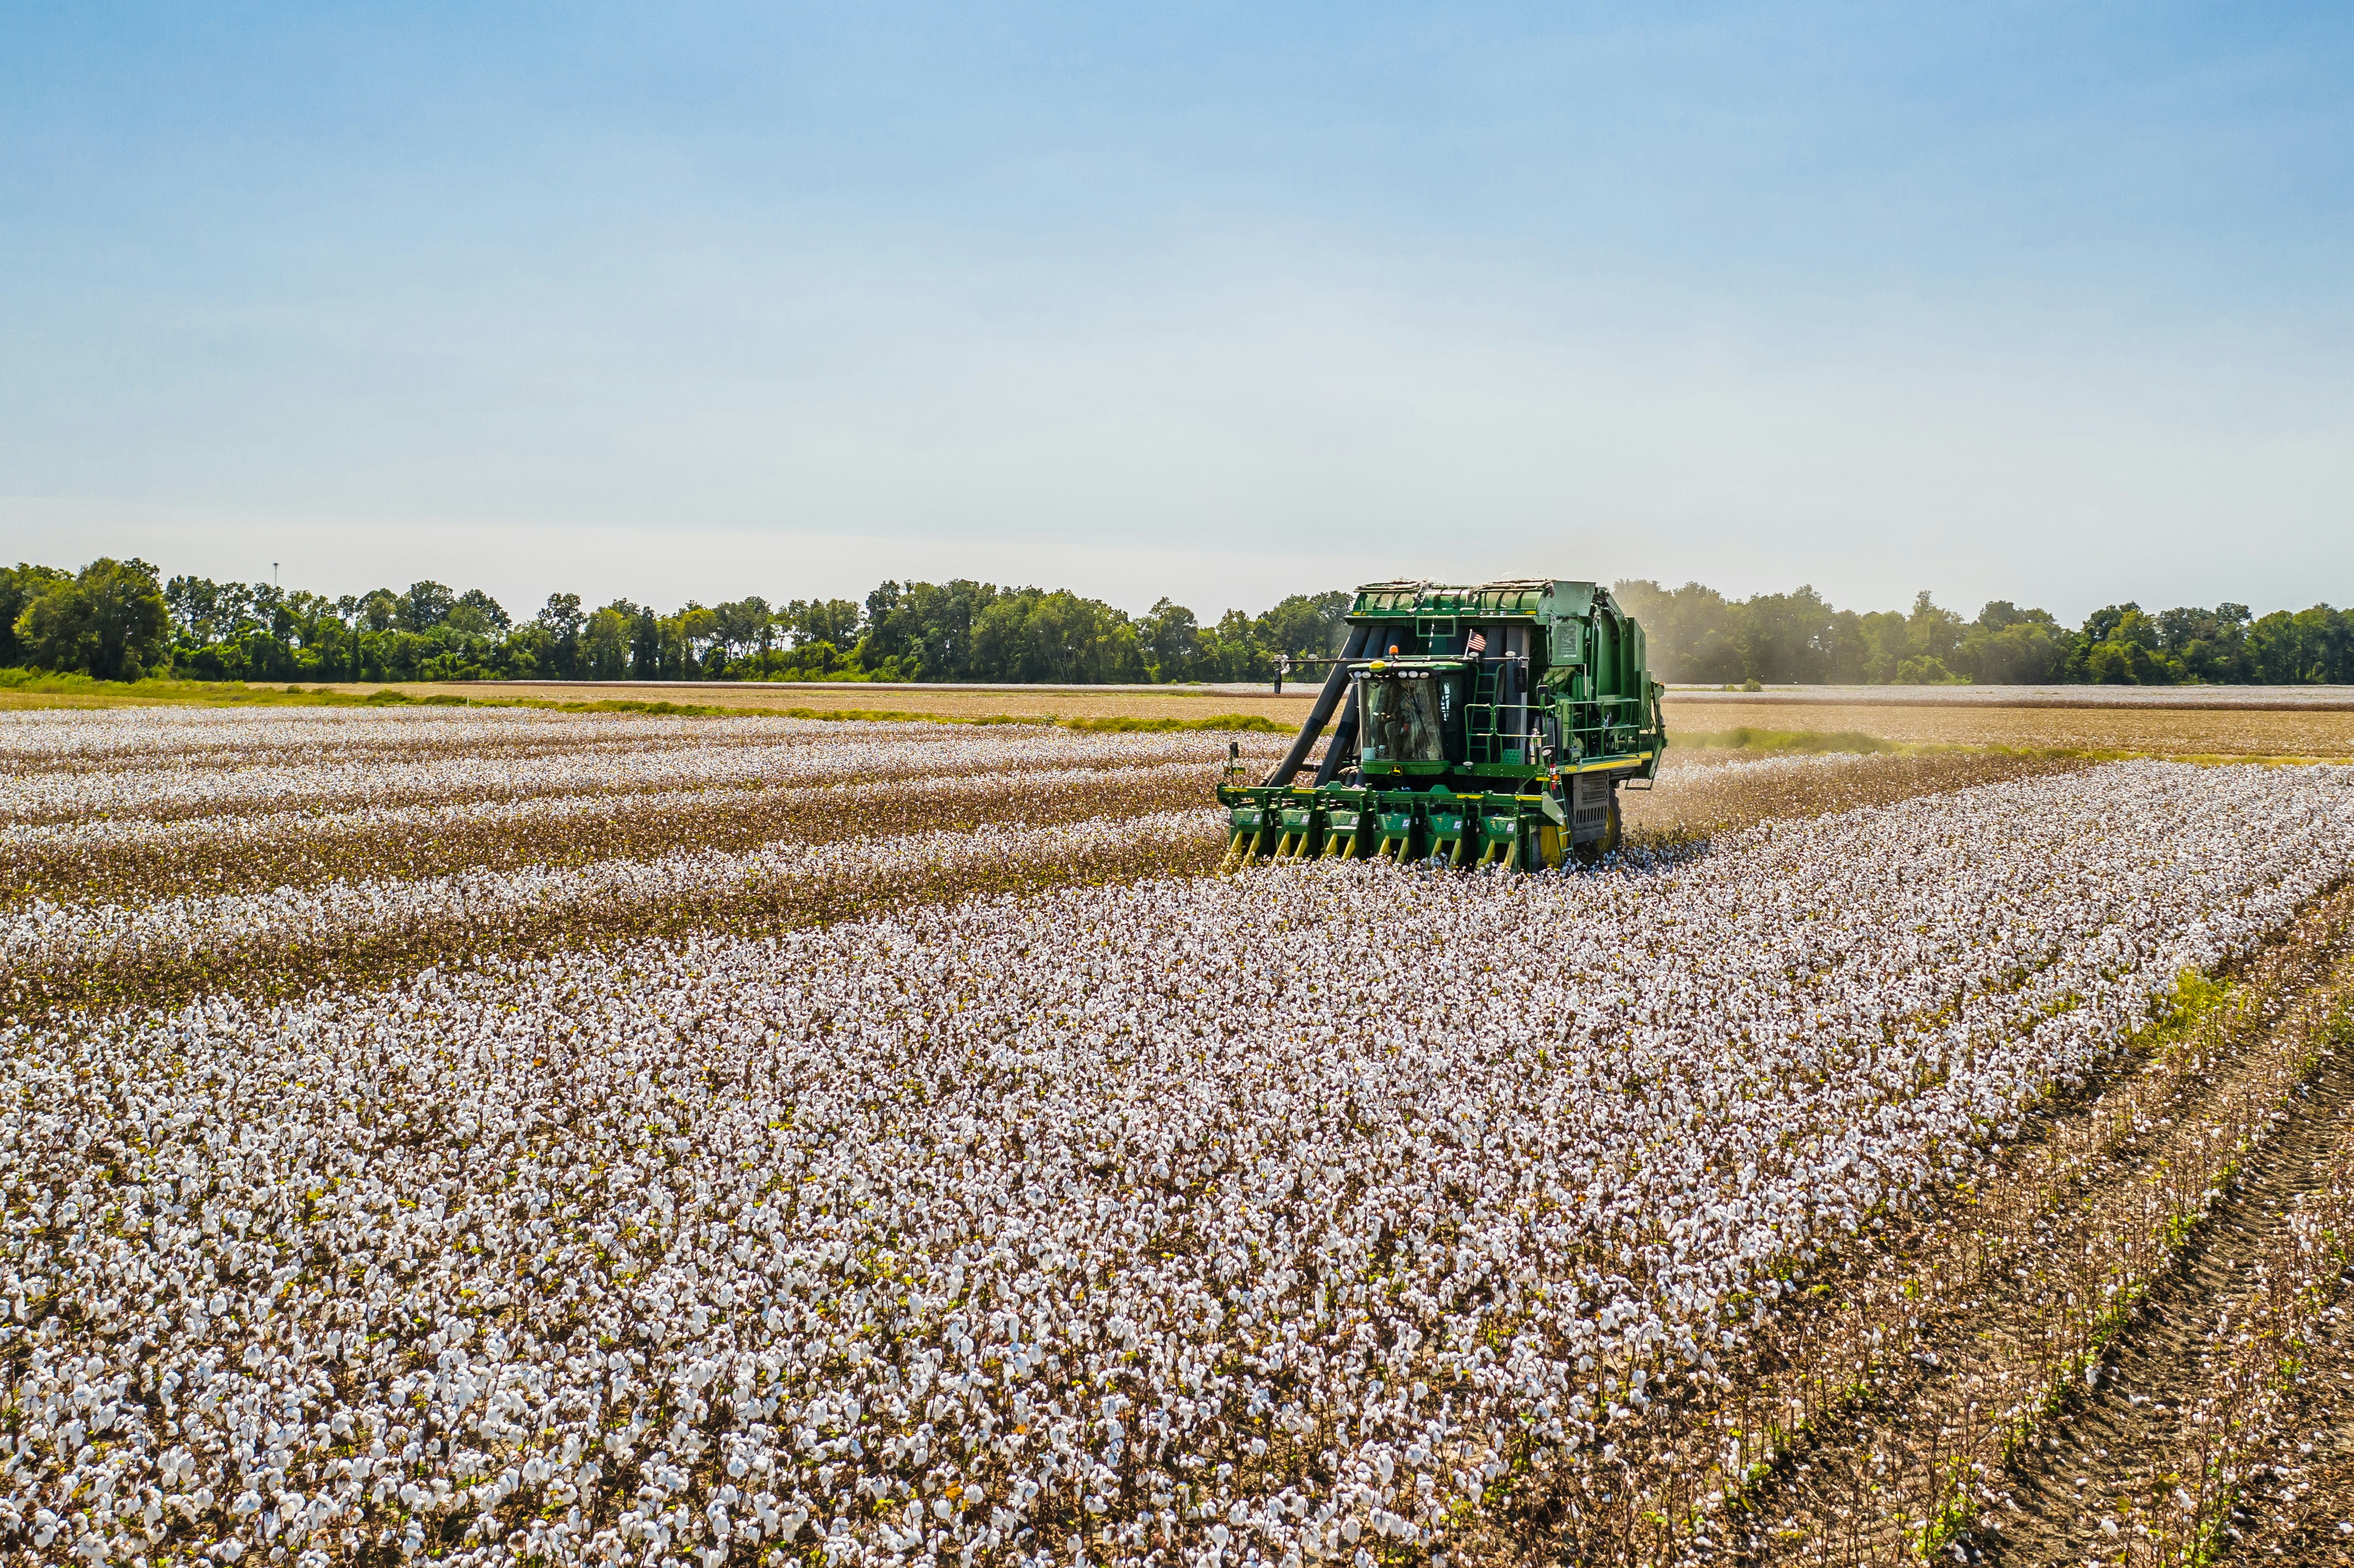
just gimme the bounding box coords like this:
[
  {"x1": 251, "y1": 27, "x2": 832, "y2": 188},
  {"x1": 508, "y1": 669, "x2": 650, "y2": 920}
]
[{"x1": 1218, "y1": 579, "x2": 1666, "y2": 873}]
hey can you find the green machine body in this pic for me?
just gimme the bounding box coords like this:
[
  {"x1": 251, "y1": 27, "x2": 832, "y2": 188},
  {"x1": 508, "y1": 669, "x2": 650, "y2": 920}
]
[{"x1": 1216, "y1": 578, "x2": 1666, "y2": 870}]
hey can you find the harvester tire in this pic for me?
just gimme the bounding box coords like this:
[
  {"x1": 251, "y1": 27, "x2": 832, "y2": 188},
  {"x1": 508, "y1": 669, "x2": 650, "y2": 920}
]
[{"x1": 1573, "y1": 794, "x2": 1624, "y2": 866}]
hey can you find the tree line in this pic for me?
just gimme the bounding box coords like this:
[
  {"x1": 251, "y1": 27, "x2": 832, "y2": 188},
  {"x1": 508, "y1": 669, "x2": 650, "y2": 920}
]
[
  {"x1": 5, "y1": 557, "x2": 2350, "y2": 687},
  {"x1": 1612, "y1": 580, "x2": 2354, "y2": 686},
  {"x1": 0, "y1": 559, "x2": 1353, "y2": 685}
]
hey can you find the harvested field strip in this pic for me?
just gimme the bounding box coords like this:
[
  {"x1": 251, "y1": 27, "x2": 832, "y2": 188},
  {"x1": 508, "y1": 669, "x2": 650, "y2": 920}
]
[
  {"x1": 0, "y1": 747, "x2": 2087, "y2": 905},
  {"x1": 1677, "y1": 728, "x2": 1899, "y2": 754},
  {"x1": 5, "y1": 807, "x2": 1229, "y2": 1013},
  {"x1": 1620, "y1": 749, "x2": 2094, "y2": 845},
  {"x1": 0, "y1": 758, "x2": 1216, "y2": 906},
  {"x1": 1582, "y1": 882, "x2": 2354, "y2": 1565},
  {"x1": 2194, "y1": 1216, "x2": 2354, "y2": 1558},
  {"x1": 1986, "y1": 1044, "x2": 2354, "y2": 1564},
  {"x1": 8, "y1": 759, "x2": 2354, "y2": 1568}
]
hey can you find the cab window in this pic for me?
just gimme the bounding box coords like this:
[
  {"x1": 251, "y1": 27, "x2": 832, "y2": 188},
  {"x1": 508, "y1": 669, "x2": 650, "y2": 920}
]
[{"x1": 1361, "y1": 676, "x2": 1444, "y2": 762}]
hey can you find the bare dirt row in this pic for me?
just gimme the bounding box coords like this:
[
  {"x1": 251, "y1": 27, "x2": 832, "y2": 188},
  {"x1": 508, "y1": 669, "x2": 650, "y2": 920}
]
[
  {"x1": 1583, "y1": 881, "x2": 2354, "y2": 1567},
  {"x1": 8, "y1": 748, "x2": 2103, "y2": 1020},
  {"x1": 1983, "y1": 1043, "x2": 2354, "y2": 1564},
  {"x1": 0, "y1": 758, "x2": 1209, "y2": 907}
]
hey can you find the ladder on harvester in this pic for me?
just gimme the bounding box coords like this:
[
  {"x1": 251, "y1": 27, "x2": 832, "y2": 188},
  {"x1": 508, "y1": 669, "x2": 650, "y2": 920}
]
[{"x1": 1465, "y1": 663, "x2": 1501, "y2": 765}]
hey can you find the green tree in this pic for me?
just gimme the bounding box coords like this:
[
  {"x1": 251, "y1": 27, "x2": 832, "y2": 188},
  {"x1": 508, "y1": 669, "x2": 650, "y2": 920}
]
[
  {"x1": 398, "y1": 581, "x2": 455, "y2": 633},
  {"x1": 581, "y1": 606, "x2": 633, "y2": 679},
  {"x1": 536, "y1": 593, "x2": 586, "y2": 678},
  {"x1": 1253, "y1": 592, "x2": 1353, "y2": 660},
  {"x1": 1896, "y1": 592, "x2": 1967, "y2": 681},
  {"x1": 628, "y1": 605, "x2": 662, "y2": 679},
  {"x1": 1957, "y1": 603, "x2": 2070, "y2": 684},
  {"x1": 1611, "y1": 581, "x2": 1746, "y2": 684},
  {"x1": 2246, "y1": 605, "x2": 2352, "y2": 684},
  {"x1": 14, "y1": 558, "x2": 170, "y2": 680},
  {"x1": 968, "y1": 588, "x2": 1145, "y2": 682},
  {"x1": 785, "y1": 598, "x2": 862, "y2": 650},
  {"x1": 673, "y1": 604, "x2": 721, "y2": 676},
  {"x1": 448, "y1": 589, "x2": 510, "y2": 634},
  {"x1": 859, "y1": 580, "x2": 998, "y2": 679},
  {"x1": 1201, "y1": 608, "x2": 1265, "y2": 679},
  {"x1": 0, "y1": 564, "x2": 72, "y2": 667},
  {"x1": 1137, "y1": 598, "x2": 1204, "y2": 682},
  {"x1": 1733, "y1": 586, "x2": 1843, "y2": 683},
  {"x1": 2069, "y1": 603, "x2": 2181, "y2": 684},
  {"x1": 711, "y1": 597, "x2": 774, "y2": 667}
]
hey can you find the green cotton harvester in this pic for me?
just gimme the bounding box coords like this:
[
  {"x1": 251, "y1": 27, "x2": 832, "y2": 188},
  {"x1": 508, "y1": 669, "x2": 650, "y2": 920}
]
[{"x1": 1217, "y1": 579, "x2": 1666, "y2": 871}]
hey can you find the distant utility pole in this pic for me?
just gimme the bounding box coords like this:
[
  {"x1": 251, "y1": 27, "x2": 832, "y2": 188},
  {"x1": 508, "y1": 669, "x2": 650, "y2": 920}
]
[{"x1": 273, "y1": 563, "x2": 280, "y2": 587}]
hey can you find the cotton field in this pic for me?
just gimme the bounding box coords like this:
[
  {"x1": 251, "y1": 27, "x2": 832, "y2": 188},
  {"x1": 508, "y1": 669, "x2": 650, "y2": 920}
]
[{"x1": 5, "y1": 706, "x2": 2353, "y2": 1568}]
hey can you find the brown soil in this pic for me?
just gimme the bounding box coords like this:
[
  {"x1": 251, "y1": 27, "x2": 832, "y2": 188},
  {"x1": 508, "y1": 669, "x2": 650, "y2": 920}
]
[
  {"x1": 1, "y1": 760, "x2": 1216, "y2": 905},
  {"x1": 2225, "y1": 1293, "x2": 2354, "y2": 1560},
  {"x1": 1600, "y1": 886, "x2": 2354, "y2": 1567},
  {"x1": 1621, "y1": 750, "x2": 2097, "y2": 844},
  {"x1": 1981, "y1": 1051, "x2": 2354, "y2": 1564}
]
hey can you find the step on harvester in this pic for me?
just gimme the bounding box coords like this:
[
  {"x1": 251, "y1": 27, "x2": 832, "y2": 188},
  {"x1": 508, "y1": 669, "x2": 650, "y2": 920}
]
[{"x1": 1217, "y1": 580, "x2": 1667, "y2": 871}]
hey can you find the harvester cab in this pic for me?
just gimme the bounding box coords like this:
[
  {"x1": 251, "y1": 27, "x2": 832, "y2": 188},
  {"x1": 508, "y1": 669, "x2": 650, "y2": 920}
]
[{"x1": 1217, "y1": 579, "x2": 1666, "y2": 871}]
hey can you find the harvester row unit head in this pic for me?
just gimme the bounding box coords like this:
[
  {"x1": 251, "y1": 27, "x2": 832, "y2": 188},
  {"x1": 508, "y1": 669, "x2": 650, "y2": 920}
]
[{"x1": 1217, "y1": 578, "x2": 1666, "y2": 871}]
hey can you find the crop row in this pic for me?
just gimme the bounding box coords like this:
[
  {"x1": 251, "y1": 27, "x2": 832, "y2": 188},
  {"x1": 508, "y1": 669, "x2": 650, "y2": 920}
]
[
  {"x1": 4, "y1": 761, "x2": 2352, "y2": 1568},
  {"x1": 0, "y1": 718, "x2": 1265, "y2": 826},
  {"x1": 0, "y1": 760, "x2": 1218, "y2": 910},
  {"x1": 1616, "y1": 747, "x2": 2090, "y2": 846},
  {"x1": 1585, "y1": 881, "x2": 2354, "y2": 1561},
  {"x1": 0, "y1": 708, "x2": 782, "y2": 769},
  {"x1": 5, "y1": 807, "x2": 1229, "y2": 1013}
]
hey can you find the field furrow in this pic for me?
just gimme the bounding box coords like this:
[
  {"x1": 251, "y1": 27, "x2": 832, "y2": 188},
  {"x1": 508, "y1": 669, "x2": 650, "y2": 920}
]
[
  {"x1": 1618, "y1": 749, "x2": 2095, "y2": 844},
  {"x1": 0, "y1": 720, "x2": 1263, "y2": 825},
  {"x1": 5, "y1": 805, "x2": 1229, "y2": 1012},
  {"x1": 3, "y1": 704, "x2": 2351, "y2": 1568},
  {"x1": 1982, "y1": 1037, "x2": 2354, "y2": 1565},
  {"x1": 0, "y1": 758, "x2": 1218, "y2": 907},
  {"x1": 1608, "y1": 884, "x2": 2354, "y2": 1566}
]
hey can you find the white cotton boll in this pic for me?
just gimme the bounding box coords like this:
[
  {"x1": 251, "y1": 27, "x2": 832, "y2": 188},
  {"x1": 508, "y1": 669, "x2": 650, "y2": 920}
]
[{"x1": 16, "y1": 719, "x2": 2354, "y2": 1566}]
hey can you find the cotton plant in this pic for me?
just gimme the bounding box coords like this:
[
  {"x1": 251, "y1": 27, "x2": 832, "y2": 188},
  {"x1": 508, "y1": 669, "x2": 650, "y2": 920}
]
[
  {"x1": 4, "y1": 749, "x2": 2353, "y2": 1565},
  {"x1": 3, "y1": 809, "x2": 1223, "y2": 975},
  {"x1": 0, "y1": 715, "x2": 1260, "y2": 828},
  {"x1": 0, "y1": 760, "x2": 1222, "y2": 866}
]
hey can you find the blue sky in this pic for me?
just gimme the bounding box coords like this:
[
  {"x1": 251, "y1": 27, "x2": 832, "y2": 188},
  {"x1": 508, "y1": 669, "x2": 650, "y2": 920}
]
[{"x1": 4, "y1": 3, "x2": 2350, "y2": 621}]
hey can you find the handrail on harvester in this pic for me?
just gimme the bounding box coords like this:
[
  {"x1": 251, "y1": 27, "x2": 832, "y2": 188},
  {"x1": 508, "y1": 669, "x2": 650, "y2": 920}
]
[{"x1": 1216, "y1": 577, "x2": 1667, "y2": 872}]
